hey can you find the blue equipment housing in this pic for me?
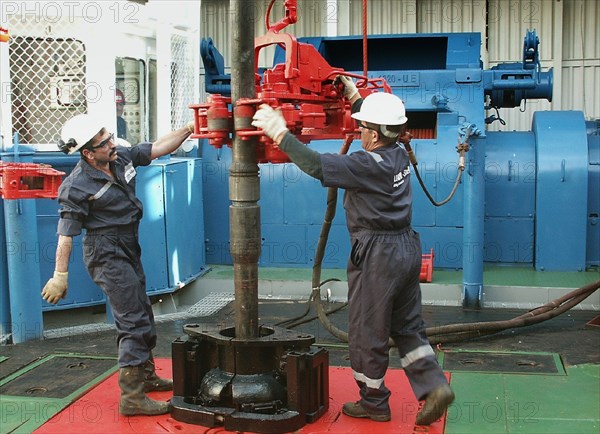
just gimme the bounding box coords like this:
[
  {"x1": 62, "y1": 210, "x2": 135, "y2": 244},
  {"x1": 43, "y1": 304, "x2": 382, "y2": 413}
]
[
  {"x1": 0, "y1": 144, "x2": 207, "y2": 342},
  {"x1": 199, "y1": 30, "x2": 598, "y2": 308}
]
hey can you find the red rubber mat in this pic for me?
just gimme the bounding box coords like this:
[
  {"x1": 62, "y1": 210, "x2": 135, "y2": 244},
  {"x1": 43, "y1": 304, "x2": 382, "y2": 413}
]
[{"x1": 34, "y1": 359, "x2": 449, "y2": 434}]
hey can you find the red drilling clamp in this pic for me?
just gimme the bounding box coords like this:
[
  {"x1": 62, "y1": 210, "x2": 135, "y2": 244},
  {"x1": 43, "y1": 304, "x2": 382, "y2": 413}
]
[
  {"x1": 0, "y1": 162, "x2": 65, "y2": 199},
  {"x1": 190, "y1": 0, "x2": 391, "y2": 163}
]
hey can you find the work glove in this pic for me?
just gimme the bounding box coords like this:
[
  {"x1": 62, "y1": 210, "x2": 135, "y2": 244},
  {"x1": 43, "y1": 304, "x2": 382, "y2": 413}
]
[
  {"x1": 251, "y1": 104, "x2": 288, "y2": 140},
  {"x1": 41, "y1": 271, "x2": 68, "y2": 304},
  {"x1": 336, "y1": 75, "x2": 358, "y2": 100},
  {"x1": 186, "y1": 120, "x2": 195, "y2": 134},
  {"x1": 399, "y1": 131, "x2": 413, "y2": 146}
]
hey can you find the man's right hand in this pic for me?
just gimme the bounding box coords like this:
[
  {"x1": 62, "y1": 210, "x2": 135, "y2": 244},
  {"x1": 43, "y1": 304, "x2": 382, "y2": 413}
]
[
  {"x1": 251, "y1": 104, "x2": 289, "y2": 142},
  {"x1": 42, "y1": 271, "x2": 68, "y2": 304}
]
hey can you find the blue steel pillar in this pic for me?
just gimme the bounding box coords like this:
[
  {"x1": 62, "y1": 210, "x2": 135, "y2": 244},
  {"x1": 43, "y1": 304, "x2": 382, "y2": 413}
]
[
  {"x1": 2, "y1": 141, "x2": 44, "y2": 343},
  {"x1": 462, "y1": 131, "x2": 485, "y2": 309},
  {"x1": 0, "y1": 197, "x2": 10, "y2": 340}
]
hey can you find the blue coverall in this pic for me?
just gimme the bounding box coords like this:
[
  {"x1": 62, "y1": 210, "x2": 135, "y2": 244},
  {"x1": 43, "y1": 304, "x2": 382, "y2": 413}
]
[
  {"x1": 320, "y1": 144, "x2": 448, "y2": 415},
  {"x1": 278, "y1": 115, "x2": 449, "y2": 416},
  {"x1": 56, "y1": 144, "x2": 156, "y2": 368}
]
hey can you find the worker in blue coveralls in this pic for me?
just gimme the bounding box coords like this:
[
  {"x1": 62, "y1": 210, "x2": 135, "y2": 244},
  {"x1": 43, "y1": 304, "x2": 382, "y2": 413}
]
[
  {"x1": 42, "y1": 114, "x2": 195, "y2": 416},
  {"x1": 252, "y1": 76, "x2": 454, "y2": 426},
  {"x1": 115, "y1": 89, "x2": 130, "y2": 144}
]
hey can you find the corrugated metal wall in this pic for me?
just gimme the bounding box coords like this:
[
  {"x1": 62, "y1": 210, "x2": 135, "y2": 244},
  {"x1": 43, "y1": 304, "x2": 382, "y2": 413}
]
[
  {"x1": 347, "y1": 0, "x2": 417, "y2": 34},
  {"x1": 199, "y1": 0, "x2": 326, "y2": 101},
  {"x1": 562, "y1": 0, "x2": 600, "y2": 124},
  {"x1": 200, "y1": 0, "x2": 598, "y2": 129},
  {"x1": 416, "y1": 0, "x2": 486, "y2": 34},
  {"x1": 200, "y1": 1, "x2": 326, "y2": 63}
]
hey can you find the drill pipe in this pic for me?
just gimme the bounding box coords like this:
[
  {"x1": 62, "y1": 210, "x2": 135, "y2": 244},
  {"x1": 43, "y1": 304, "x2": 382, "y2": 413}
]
[{"x1": 230, "y1": 0, "x2": 260, "y2": 339}]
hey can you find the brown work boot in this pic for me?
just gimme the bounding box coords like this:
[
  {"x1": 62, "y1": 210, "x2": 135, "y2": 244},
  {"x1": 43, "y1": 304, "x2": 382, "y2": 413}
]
[
  {"x1": 342, "y1": 401, "x2": 391, "y2": 422},
  {"x1": 119, "y1": 366, "x2": 170, "y2": 416},
  {"x1": 144, "y1": 358, "x2": 173, "y2": 392},
  {"x1": 415, "y1": 383, "x2": 455, "y2": 426}
]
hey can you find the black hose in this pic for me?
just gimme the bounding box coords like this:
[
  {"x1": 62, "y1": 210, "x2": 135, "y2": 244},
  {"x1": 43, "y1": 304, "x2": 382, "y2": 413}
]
[
  {"x1": 427, "y1": 279, "x2": 600, "y2": 344},
  {"x1": 404, "y1": 140, "x2": 465, "y2": 207},
  {"x1": 310, "y1": 184, "x2": 351, "y2": 342},
  {"x1": 275, "y1": 277, "x2": 341, "y2": 328},
  {"x1": 284, "y1": 301, "x2": 348, "y2": 329},
  {"x1": 413, "y1": 163, "x2": 462, "y2": 207}
]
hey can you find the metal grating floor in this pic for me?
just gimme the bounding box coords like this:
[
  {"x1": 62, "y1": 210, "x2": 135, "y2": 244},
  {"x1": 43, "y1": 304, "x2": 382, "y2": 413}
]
[{"x1": 185, "y1": 292, "x2": 234, "y2": 316}]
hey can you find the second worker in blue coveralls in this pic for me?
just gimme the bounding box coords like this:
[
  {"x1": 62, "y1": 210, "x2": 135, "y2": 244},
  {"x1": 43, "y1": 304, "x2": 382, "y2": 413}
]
[
  {"x1": 42, "y1": 115, "x2": 196, "y2": 416},
  {"x1": 252, "y1": 76, "x2": 454, "y2": 426}
]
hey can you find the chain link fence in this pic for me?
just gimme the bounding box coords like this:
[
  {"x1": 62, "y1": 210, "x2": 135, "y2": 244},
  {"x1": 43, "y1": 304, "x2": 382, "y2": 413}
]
[
  {"x1": 5, "y1": 11, "x2": 197, "y2": 145},
  {"x1": 170, "y1": 33, "x2": 195, "y2": 131},
  {"x1": 6, "y1": 16, "x2": 87, "y2": 145}
]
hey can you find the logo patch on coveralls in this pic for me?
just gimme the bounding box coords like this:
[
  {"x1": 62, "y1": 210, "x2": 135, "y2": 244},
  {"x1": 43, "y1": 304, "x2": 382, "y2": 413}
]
[
  {"x1": 393, "y1": 167, "x2": 410, "y2": 188},
  {"x1": 124, "y1": 162, "x2": 136, "y2": 183}
]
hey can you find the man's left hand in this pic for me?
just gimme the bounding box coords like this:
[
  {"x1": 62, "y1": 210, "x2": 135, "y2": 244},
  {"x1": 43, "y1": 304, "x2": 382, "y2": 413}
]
[
  {"x1": 41, "y1": 271, "x2": 68, "y2": 304},
  {"x1": 251, "y1": 104, "x2": 288, "y2": 141}
]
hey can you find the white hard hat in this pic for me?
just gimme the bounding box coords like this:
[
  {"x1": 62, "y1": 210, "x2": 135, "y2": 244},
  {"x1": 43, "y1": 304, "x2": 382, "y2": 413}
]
[
  {"x1": 351, "y1": 92, "x2": 408, "y2": 126},
  {"x1": 59, "y1": 114, "x2": 105, "y2": 154}
]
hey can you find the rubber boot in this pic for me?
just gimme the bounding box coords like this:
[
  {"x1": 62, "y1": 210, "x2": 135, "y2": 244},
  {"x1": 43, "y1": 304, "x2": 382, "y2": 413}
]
[
  {"x1": 415, "y1": 383, "x2": 455, "y2": 426},
  {"x1": 144, "y1": 357, "x2": 173, "y2": 392},
  {"x1": 342, "y1": 401, "x2": 391, "y2": 422},
  {"x1": 119, "y1": 366, "x2": 170, "y2": 416}
]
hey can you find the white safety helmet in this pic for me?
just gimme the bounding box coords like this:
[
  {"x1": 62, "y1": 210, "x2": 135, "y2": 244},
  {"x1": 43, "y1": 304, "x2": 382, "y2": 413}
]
[
  {"x1": 351, "y1": 92, "x2": 408, "y2": 127},
  {"x1": 58, "y1": 114, "x2": 105, "y2": 154}
]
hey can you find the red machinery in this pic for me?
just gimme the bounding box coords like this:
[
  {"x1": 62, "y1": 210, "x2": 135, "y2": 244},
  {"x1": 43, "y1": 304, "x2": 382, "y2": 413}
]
[
  {"x1": 189, "y1": 0, "x2": 391, "y2": 164},
  {"x1": 420, "y1": 248, "x2": 435, "y2": 283},
  {"x1": 0, "y1": 27, "x2": 8, "y2": 43},
  {"x1": 0, "y1": 162, "x2": 65, "y2": 199}
]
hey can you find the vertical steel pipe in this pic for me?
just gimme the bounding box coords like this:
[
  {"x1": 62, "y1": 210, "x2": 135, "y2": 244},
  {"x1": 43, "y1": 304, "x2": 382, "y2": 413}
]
[
  {"x1": 462, "y1": 136, "x2": 485, "y2": 309},
  {"x1": 2, "y1": 144, "x2": 44, "y2": 343},
  {"x1": 230, "y1": 0, "x2": 260, "y2": 339},
  {"x1": 0, "y1": 196, "x2": 9, "y2": 340}
]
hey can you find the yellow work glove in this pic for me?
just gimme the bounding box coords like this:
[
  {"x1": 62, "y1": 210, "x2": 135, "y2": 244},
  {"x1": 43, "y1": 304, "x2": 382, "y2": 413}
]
[
  {"x1": 41, "y1": 271, "x2": 68, "y2": 304},
  {"x1": 336, "y1": 75, "x2": 358, "y2": 100},
  {"x1": 251, "y1": 104, "x2": 288, "y2": 140},
  {"x1": 186, "y1": 121, "x2": 195, "y2": 134}
]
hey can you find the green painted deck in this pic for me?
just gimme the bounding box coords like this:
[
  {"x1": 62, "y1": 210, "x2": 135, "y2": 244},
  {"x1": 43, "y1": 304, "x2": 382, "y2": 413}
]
[
  {"x1": 206, "y1": 264, "x2": 600, "y2": 288},
  {"x1": 444, "y1": 364, "x2": 600, "y2": 434},
  {"x1": 0, "y1": 354, "x2": 117, "y2": 434}
]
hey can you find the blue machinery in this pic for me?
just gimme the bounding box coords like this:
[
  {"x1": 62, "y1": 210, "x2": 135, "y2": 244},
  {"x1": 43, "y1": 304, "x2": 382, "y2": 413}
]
[
  {"x1": 200, "y1": 30, "x2": 598, "y2": 307},
  {"x1": 1, "y1": 30, "x2": 599, "y2": 342}
]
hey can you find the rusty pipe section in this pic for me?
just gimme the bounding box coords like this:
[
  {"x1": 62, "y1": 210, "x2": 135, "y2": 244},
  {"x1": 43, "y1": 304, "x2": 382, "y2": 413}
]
[{"x1": 230, "y1": 0, "x2": 260, "y2": 339}]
